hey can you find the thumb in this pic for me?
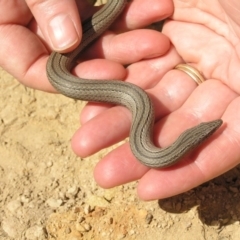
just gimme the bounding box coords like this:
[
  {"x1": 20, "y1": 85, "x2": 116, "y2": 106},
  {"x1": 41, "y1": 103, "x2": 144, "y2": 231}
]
[{"x1": 26, "y1": 0, "x2": 82, "y2": 52}]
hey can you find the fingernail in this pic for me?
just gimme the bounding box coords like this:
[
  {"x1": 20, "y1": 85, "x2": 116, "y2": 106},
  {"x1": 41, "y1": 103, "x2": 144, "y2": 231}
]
[{"x1": 48, "y1": 14, "x2": 79, "y2": 50}]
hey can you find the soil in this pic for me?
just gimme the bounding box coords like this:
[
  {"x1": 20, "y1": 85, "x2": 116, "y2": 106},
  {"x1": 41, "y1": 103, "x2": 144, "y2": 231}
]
[
  {"x1": 1, "y1": 1, "x2": 240, "y2": 239},
  {"x1": 1, "y1": 65, "x2": 240, "y2": 240}
]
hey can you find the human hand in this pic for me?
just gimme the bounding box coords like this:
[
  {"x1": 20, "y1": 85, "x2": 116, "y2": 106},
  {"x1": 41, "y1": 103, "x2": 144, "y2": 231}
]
[
  {"x1": 71, "y1": 0, "x2": 240, "y2": 200},
  {"x1": 0, "y1": 0, "x2": 107, "y2": 91}
]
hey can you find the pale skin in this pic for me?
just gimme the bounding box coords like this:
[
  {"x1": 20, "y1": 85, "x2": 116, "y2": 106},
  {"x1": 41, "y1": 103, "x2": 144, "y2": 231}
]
[{"x1": 1, "y1": 0, "x2": 240, "y2": 200}]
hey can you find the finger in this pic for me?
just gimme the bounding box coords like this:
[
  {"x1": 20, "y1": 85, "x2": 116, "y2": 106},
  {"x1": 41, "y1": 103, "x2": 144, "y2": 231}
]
[
  {"x1": 0, "y1": 0, "x2": 31, "y2": 25},
  {"x1": 0, "y1": 24, "x2": 55, "y2": 91},
  {"x1": 138, "y1": 97, "x2": 240, "y2": 200},
  {"x1": 73, "y1": 58, "x2": 126, "y2": 80},
  {"x1": 94, "y1": 143, "x2": 149, "y2": 188},
  {"x1": 72, "y1": 106, "x2": 130, "y2": 157},
  {"x1": 82, "y1": 29, "x2": 170, "y2": 65},
  {"x1": 25, "y1": 0, "x2": 82, "y2": 52}
]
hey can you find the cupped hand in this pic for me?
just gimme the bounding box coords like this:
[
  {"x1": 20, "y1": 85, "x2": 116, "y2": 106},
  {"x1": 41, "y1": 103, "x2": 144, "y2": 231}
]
[{"x1": 71, "y1": 0, "x2": 240, "y2": 200}]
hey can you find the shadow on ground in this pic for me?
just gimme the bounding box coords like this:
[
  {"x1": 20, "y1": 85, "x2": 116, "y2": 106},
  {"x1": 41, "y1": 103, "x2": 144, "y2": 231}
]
[{"x1": 158, "y1": 165, "x2": 240, "y2": 226}]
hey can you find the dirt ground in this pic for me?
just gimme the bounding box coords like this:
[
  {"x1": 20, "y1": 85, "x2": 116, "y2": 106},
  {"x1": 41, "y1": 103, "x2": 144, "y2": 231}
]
[
  {"x1": 1, "y1": 1, "x2": 240, "y2": 239},
  {"x1": 1, "y1": 66, "x2": 240, "y2": 240}
]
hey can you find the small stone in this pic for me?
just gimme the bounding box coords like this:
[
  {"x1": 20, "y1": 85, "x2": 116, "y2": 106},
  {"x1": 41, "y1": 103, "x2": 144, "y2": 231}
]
[
  {"x1": 73, "y1": 207, "x2": 81, "y2": 213},
  {"x1": 77, "y1": 216, "x2": 85, "y2": 223},
  {"x1": 66, "y1": 186, "x2": 79, "y2": 198},
  {"x1": 185, "y1": 222, "x2": 192, "y2": 230},
  {"x1": 1, "y1": 106, "x2": 17, "y2": 125},
  {"x1": 116, "y1": 233, "x2": 126, "y2": 240},
  {"x1": 58, "y1": 191, "x2": 66, "y2": 200},
  {"x1": 28, "y1": 202, "x2": 35, "y2": 209},
  {"x1": 84, "y1": 204, "x2": 92, "y2": 214},
  {"x1": 109, "y1": 217, "x2": 113, "y2": 224},
  {"x1": 45, "y1": 107, "x2": 58, "y2": 120},
  {"x1": 2, "y1": 218, "x2": 19, "y2": 238},
  {"x1": 138, "y1": 209, "x2": 148, "y2": 219},
  {"x1": 46, "y1": 198, "x2": 63, "y2": 209},
  {"x1": 86, "y1": 194, "x2": 109, "y2": 208},
  {"x1": 83, "y1": 223, "x2": 91, "y2": 232},
  {"x1": 129, "y1": 229, "x2": 136, "y2": 235},
  {"x1": 25, "y1": 225, "x2": 46, "y2": 239},
  {"x1": 46, "y1": 161, "x2": 53, "y2": 167},
  {"x1": 75, "y1": 223, "x2": 86, "y2": 232},
  {"x1": 229, "y1": 186, "x2": 239, "y2": 193},
  {"x1": 69, "y1": 237, "x2": 82, "y2": 240},
  {"x1": 211, "y1": 220, "x2": 220, "y2": 228},
  {"x1": 20, "y1": 195, "x2": 30, "y2": 203},
  {"x1": 64, "y1": 227, "x2": 71, "y2": 234},
  {"x1": 220, "y1": 218, "x2": 230, "y2": 225},
  {"x1": 145, "y1": 213, "x2": 153, "y2": 224},
  {"x1": 103, "y1": 189, "x2": 117, "y2": 202},
  {"x1": 7, "y1": 200, "x2": 22, "y2": 214}
]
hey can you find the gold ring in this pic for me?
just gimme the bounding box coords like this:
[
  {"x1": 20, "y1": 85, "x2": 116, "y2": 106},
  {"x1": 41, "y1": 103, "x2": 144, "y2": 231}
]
[{"x1": 174, "y1": 64, "x2": 205, "y2": 85}]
